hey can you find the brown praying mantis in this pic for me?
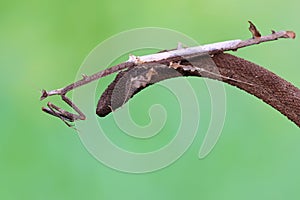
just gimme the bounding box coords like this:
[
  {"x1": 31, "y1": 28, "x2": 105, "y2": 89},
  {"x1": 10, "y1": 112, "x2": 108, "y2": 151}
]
[{"x1": 41, "y1": 21, "x2": 299, "y2": 128}]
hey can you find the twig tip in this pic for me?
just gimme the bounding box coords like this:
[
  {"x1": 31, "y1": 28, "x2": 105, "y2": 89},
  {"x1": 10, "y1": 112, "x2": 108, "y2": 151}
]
[
  {"x1": 286, "y1": 31, "x2": 296, "y2": 39},
  {"x1": 248, "y1": 21, "x2": 261, "y2": 39},
  {"x1": 40, "y1": 89, "x2": 48, "y2": 101}
]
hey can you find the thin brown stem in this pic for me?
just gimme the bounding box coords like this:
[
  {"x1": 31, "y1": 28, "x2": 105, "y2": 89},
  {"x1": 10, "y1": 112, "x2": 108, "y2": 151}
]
[{"x1": 41, "y1": 22, "x2": 295, "y2": 100}]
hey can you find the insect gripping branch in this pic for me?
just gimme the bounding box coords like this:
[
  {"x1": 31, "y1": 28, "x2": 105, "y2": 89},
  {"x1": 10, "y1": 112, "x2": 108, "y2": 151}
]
[{"x1": 40, "y1": 21, "x2": 300, "y2": 128}]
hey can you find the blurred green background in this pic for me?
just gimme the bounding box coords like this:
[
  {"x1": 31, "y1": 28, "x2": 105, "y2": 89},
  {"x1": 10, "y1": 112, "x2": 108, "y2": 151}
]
[{"x1": 1, "y1": 0, "x2": 300, "y2": 199}]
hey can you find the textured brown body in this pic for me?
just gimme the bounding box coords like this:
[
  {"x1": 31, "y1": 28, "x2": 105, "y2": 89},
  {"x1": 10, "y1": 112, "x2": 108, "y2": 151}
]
[{"x1": 97, "y1": 53, "x2": 300, "y2": 127}]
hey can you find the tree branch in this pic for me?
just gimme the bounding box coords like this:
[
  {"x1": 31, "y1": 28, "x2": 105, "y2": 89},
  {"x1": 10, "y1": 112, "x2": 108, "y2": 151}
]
[
  {"x1": 40, "y1": 21, "x2": 298, "y2": 127},
  {"x1": 40, "y1": 22, "x2": 295, "y2": 99}
]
